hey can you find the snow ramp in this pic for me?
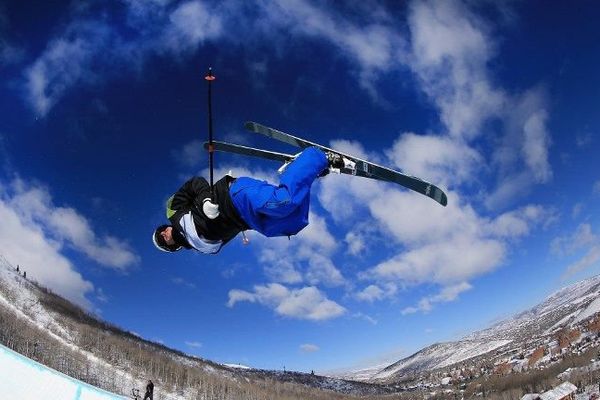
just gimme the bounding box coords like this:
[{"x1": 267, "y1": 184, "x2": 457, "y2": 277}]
[{"x1": 0, "y1": 343, "x2": 125, "y2": 400}]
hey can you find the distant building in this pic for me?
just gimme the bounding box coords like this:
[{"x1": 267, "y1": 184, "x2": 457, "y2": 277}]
[{"x1": 522, "y1": 381, "x2": 577, "y2": 400}]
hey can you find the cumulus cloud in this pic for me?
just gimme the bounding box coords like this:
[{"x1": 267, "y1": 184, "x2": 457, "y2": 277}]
[
  {"x1": 356, "y1": 283, "x2": 397, "y2": 303},
  {"x1": 407, "y1": 0, "x2": 503, "y2": 140},
  {"x1": 18, "y1": 0, "x2": 560, "y2": 317},
  {"x1": 0, "y1": 178, "x2": 139, "y2": 276},
  {"x1": 252, "y1": 212, "x2": 344, "y2": 287},
  {"x1": 24, "y1": 20, "x2": 112, "y2": 116},
  {"x1": 405, "y1": 1, "x2": 552, "y2": 208},
  {"x1": 387, "y1": 133, "x2": 482, "y2": 188},
  {"x1": 254, "y1": 0, "x2": 402, "y2": 99},
  {"x1": 162, "y1": 0, "x2": 222, "y2": 54},
  {"x1": 22, "y1": 0, "x2": 225, "y2": 116},
  {"x1": 0, "y1": 177, "x2": 139, "y2": 308},
  {"x1": 320, "y1": 169, "x2": 553, "y2": 313},
  {"x1": 227, "y1": 283, "x2": 346, "y2": 321}
]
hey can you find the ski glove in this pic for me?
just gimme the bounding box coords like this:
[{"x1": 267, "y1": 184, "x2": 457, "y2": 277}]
[{"x1": 202, "y1": 198, "x2": 220, "y2": 219}]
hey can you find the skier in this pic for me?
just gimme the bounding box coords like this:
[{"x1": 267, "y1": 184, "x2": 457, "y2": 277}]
[
  {"x1": 143, "y1": 380, "x2": 154, "y2": 400},
  {"x1": 152, "y1": 147, "x2": 344, "y2": 254}
]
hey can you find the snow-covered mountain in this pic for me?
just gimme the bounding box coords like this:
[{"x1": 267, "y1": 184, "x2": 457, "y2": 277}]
[
  {"x1": 4, "y1": 250, "x2": 600, "y2": 397},
  {"x1": 343, "y1": 275, "x2": 600, "y2": 383}
]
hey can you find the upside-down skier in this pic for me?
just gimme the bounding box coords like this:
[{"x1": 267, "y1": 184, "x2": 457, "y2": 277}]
[{"x1": 152, "y1": 147, "x2": 346, "y2": 254}]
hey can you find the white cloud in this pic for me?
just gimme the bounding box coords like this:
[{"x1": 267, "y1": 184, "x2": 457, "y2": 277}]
[
  {"x1": 24, "y1": 21, "x2": 112, "y2": 116},
  {"x1": 551, "y1": 223, "x2": 600, "y2": 279},
  {"x1": 372, "y1": 235, "x2": 505, "y2": 285},
  {"x1": 185, "y1": 341, "x2": 203, "y2": 348},
  {"x1": 522, "y1": 109, "x2": 552, "y2": 182},
  {"x1": 387, "y1": 132, "x2": 482, "y2": 188},
  {"x1": 0, "y1": 178, "x2": 139, "y2": 273},
  {"x1": 171, "y1": 277, "x2": 197, "y2": 289},
  {"x1": 300, "y1": 343, "x2": 319, "y2": 353},
  {"x1": 356, "y1": 283, "x2": 397, "y2": 303},
  {"x1": 407, "y1": 0, "x2": 503, "y2": 140},
  {"x1": 487, "y1": 205, "x2": 556, "y2": 239},
  {"x1": 402, "y1": 282, "x2": 472, "y2": 315},
  {"x1": 174, "y1": 140, "x2": 204, "y2": 167},
  {"x1": 563, "y1": 246, "x2": 600, "y2": 278},
  {"x1": 352, "y1": 312, "x2": 378, "y2": 325},
  {"x1": 252, "y1": 211, "x2": 344, "y2": 287},
  {"x1": 356, "y1": 285, "x2": 384, "y2": 303},
  {"x1": 162, "y1": 1, "x2": 222, "y2": 55},
  {"x1": 0, "y1": 187, "x2": 94, "y2": 308},
  {"x1": 227, "y1": 283, "x2": 346, "y2": 321},
  {"x1": 320, "y1": 163, "x2": 552, "y2": 311},
  {"x1": 551, "y1": 223, "x2": 597, "y2": 256},
  {"x1": 406, "y1": 1, "x2": 552, "y2": 208},
  {"x1": 22, "y1": 0, "x2": 224, "y2": 116},
  {"x1": 257, "y1": 0, "x2": 400, "y2": 72}
]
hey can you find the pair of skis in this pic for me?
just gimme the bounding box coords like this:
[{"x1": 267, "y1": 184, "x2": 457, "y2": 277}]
[{"x1": 204, "y1": 122, "x2": 447, "y2": 207}]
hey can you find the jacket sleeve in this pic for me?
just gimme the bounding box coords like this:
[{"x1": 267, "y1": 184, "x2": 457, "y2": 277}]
[{"x1": 167, "y1": 177, "x2": 210, "y2": 215}]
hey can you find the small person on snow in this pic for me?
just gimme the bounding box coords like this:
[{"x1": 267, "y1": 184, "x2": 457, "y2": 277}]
[
  {"x1": 143, "y1": 380, "x2": 154, "y2": 400},
  {"x1": 152, "y1": 147, "x2": 344, "y2": 254}
]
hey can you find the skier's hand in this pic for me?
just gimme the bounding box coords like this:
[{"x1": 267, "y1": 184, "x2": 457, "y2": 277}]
[{"x1": 202, "y1": 198, "x2": 220, "y2": 219}]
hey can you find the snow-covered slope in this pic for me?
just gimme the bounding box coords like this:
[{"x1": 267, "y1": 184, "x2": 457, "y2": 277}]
[
  {"x1": 372, "y1": 339, "x2": 511, "y2": 381},
  {"x1": 0, "y1": 256, "x2": 390, "y2": 397},
  {"x1": 0, "y1": 344, "x2": 125, "y2": 400},
  {"x1": 343, "y1": 274, "x2": 600, "y2": 383}
]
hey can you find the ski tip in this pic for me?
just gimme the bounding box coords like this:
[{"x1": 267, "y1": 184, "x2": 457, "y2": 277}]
[
  {"x1": 244, "y1": 121, "x2": 257, "y2": 131},
  {"x1": 436, "y1": 191, "x2": 448, "y2": 207}
]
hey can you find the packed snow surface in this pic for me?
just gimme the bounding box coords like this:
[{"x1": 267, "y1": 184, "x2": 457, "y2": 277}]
[{"x1": 0, "y1": 343, "x2": 125, "y2": 400}]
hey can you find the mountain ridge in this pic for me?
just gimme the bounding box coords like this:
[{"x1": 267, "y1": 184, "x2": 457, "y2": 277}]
[{"x1": 336, "y1": 273, "x2": 600, "y2": 384}]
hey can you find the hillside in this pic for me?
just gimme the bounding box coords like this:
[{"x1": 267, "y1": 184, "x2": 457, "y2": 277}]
[
  {"x1": 343, "y1": 274, "x2": 600, "y2": 388},
  {"x1": 3, "y1": 251, "x2": 600, "y2": 399},
  {"x1": 0, "y1": 255, "x2": 392, "y2": 399}
]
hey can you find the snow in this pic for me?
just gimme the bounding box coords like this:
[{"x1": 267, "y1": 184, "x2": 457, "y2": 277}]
[
  {"x1": 0, "y1": 343, "x2": 125, "y2": 399},
  {"x1": 539, "y1": 381, "x2": 577, "y2": 400},
  {"x1": 326, "y1": 362, "x2": 392, "y2": 381},
  {"x1": 373, "y1": 339, "x2": 512, "y2": 380},
  {"x1": 573, "y1": 296, "x2": 600, "y2": 325},
  {"x1": 223, "y1": 363, "x2": 251, "y2": 369}
]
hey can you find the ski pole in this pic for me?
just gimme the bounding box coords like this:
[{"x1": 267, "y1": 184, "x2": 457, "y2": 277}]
[{"x1": 205, "y1": 67, "x2": 216, "y2": 199}]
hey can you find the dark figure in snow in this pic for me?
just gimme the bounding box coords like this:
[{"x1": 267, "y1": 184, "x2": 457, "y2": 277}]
[
  {"x1": 143, "y1": 380, "x2": 154, "y2": 400},
  {"x1": 152, "y1": 147, "x2": 344, "y2": 254}
]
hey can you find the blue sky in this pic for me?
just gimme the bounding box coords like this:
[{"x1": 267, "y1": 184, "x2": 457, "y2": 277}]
[{"x1": 1, "y1": 0, "x2": 600, "y2": 373}]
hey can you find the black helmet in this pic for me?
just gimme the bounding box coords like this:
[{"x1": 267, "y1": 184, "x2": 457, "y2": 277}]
[{"x1": 152, "y1": 225, "x2": 182, "y2": 252}]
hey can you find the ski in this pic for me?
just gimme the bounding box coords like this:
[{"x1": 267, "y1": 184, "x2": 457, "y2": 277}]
[
  {"x1": 205, "y1": 141, "x2": 295, "y2": 163},
  {"x1": 204, "y1": 141, "x2": 401, "y2": 183},
  {"x1": 244, "y1": 122, "x2": 448, "y2": 206}
]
